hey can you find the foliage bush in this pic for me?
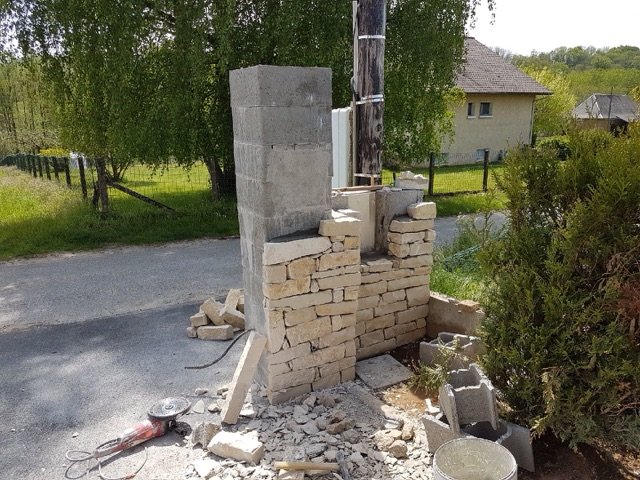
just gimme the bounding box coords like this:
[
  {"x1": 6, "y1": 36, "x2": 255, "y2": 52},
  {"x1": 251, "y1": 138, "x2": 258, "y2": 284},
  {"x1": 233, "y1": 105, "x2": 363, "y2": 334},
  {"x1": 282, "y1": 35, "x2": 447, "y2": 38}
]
[{"x1": 480, "y1": 127, "x2": 640, "y2": 448}]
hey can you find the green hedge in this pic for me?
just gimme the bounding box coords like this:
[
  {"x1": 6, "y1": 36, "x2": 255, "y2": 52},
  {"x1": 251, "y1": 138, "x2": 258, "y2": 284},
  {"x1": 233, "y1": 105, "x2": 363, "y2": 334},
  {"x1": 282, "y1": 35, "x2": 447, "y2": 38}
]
[{"x1": 480, "y1": 127, "x2": 640, "y2": 448}]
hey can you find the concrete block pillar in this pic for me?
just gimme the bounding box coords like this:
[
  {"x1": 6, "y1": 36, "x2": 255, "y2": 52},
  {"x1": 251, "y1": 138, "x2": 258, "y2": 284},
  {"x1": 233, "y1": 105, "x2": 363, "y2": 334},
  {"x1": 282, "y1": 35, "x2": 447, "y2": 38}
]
[{"x1": 230, "y1": 65, "x2": 333, "y2": 338}]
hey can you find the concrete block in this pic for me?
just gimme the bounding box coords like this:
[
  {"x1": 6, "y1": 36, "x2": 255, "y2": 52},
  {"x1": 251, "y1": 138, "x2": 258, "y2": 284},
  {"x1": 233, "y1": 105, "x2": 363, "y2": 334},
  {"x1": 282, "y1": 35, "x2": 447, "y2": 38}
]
[
  {"x1": 438, "y1": 364, "x2": 499, "y2": 431},
  {"x1": 422, "y1": 413, "x2": 465, "y2": 452},
  {"x1": 389, "y1": 216, "x2": 435, "y2": 234},
  {"x1": 407, "y1": 202, "x2": 436, "y2": 220},
  {"x1": 197, "y1": 325, "x2": 234, "y2": 341},
  {"x1": 221, "y1": 332, "x2": 267, "y2": 424},
  {"x1": 190, "y1": 312, "x2": 209, "y2": 327},
  {"x1": 419, "y1": 332, "x2": 483, "y2": 369},
  {"x1": 426, "y1": 292, "x2": 485, "y2": 337},
  {"x1": 208, "y1": 430, "x2": 265, "y2": 464},
  {"x1": 263, "y1": 236, "x2": 331, "y2": 265}
]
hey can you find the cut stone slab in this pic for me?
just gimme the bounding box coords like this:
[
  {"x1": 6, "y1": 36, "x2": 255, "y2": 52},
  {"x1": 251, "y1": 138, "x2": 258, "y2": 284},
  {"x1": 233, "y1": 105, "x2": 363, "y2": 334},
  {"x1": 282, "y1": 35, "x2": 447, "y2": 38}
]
[
  {"x1": 221, "y1": 332, "x2": 267, "y2": 424},
  {"x1": 208, "y1": 430, "x2": 265, "y2": 464},
  {"x1": 407, "y1": 202, "x2": 436, "y2": 220},
  {"x1": 355, "y1": 354, "x2": 413, "y2": 390},
  {"x1": 263, "y1": 236, "x2": 331, "y2": 265}
]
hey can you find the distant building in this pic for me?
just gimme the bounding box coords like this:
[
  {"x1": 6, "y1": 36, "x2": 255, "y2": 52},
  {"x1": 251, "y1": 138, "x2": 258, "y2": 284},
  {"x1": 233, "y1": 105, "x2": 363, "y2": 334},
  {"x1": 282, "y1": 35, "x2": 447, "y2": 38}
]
[
  {"x1": 572, "y1": 94, "x2": 639, "y2": 132},
  {"x1": 441, "y1": 38, "x2": 551, "y2": 165}
]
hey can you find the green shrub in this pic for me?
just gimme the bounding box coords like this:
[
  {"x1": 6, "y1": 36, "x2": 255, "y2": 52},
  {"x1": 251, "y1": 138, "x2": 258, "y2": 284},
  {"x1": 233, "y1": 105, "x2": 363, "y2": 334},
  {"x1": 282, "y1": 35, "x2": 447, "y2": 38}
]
[{"x1": 480, "y1": 127, "x2": 640, "y2": 448}]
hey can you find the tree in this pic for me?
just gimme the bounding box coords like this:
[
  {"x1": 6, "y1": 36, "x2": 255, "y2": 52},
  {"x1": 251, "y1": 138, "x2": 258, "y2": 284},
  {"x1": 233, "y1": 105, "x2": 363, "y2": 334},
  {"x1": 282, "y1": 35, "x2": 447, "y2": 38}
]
[
  {"x1": 1, "y1": 0, "x2": 492, "y2": 197},
  {"x1": 522, "y1": 67, "x2": 576, "y2": 137}
]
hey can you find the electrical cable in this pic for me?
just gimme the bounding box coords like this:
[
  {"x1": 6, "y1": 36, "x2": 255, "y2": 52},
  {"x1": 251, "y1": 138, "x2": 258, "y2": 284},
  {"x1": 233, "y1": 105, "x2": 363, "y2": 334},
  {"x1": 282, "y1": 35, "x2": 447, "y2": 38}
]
[{"x1": 184, "y1": 329, "x2": 255, "y2": 370}]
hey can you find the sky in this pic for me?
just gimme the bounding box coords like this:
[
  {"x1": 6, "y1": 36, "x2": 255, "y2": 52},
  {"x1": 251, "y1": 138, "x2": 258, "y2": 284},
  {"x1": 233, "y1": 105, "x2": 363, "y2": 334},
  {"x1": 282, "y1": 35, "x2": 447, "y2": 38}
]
[{"x1": 467, "y1": 0, "x2": 640, "y2": 55}]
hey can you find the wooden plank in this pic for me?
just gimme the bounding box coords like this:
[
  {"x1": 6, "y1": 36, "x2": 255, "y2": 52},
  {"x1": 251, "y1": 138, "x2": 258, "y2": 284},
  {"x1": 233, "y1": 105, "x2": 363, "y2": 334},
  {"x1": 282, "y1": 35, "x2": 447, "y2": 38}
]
[
  {"x1": 273, "y1": 461, "x2": 339, "y2": 472},
  {"x1": 221, "y1": 332, "x2": 267, "y2": 425},
  {"x1": 107, "y1": 181, "x2": 176, "y2": 213}
]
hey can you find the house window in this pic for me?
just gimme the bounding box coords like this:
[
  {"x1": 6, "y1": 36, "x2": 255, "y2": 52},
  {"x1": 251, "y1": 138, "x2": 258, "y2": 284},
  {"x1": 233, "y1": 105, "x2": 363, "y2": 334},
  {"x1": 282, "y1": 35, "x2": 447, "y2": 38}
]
[
  {"x1": 479, "y1": 102, "x2": 492, "y2": 117},
  {"x1": 467, "y1": 102, "x2": 475, "y2": 117}
]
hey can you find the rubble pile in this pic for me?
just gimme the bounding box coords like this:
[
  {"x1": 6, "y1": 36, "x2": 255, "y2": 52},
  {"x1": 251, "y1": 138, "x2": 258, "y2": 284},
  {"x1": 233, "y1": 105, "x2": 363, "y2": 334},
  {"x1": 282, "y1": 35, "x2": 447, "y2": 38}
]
[{"x1": 187, "y1": 289, "x2": 245, "y2": 341}]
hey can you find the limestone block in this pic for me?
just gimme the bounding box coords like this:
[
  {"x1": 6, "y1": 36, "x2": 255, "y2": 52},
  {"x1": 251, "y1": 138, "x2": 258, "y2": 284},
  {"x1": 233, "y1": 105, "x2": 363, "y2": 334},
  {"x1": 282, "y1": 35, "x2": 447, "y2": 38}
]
[
  {"x1": 407, "y1": 202, "x2": 436, "y2": 220},
  {"x1": 358, "y1": 295, "x2": 380, "y2": 309},
  {"x1": 438, "y1": 363, "x2": 499, "y2": 431},
  {"x1": 291, "y1": 344, "x2": 346, "y2": 371},
  {"x1": 318, "y1": 250, "x2": 360, "y2": 271},
  {"x1": 201, "y1": 298, "x2": 225, "y2": 326},
  {"x1": 382, "y1": 290, "x2": 406, "y2": 303},
  {"x1": 356, "y1": 308, "x2": 374, "y2": 322},
  {"x1": 270, "y1": 362, "x2": 291, "y2": 376},
  {"x1": 269, "y1": 342, "x2": 311, "y2": 366},
  {"x1": 397, "y1": 305, "x2": 429, "y2": 324},
  {"x1": 425, "y1": 229, "x2": 436, "y2": 242},
  {"x1": 345, "y1": 339, "x2": 356, "y2": 357},
  {"x1": 198, "y1": 325, "x2": 234, "y2": 340},
  {"x1": 380, "y1": 269, "x2": 411, "y2": 281},
  {"x1": 317, "y1": 273, "x2": 361, "y2": 290},
  {"x1": 264, "y1": 265, "x2": 287, "y2": 284},
  {"x1": 374, "y1": 300, "x2": 407, "y2": 317},
  {"x1": 344, "y1": 264, "x2": 360, "y2": 274},
  {"x1": 387, "y1": 231, "x2": 425, "y2": 245},
  {"x1": 393, "y1": 255, "x2": 433, "y2": 269},
  {"x1": 319, "y1": 326, "x2": 356, "y2": 348},
  {"x1": 268, "y1": 383, "x2": 312, "y2": 404},
  {"x1": 319, "y1": 356, "x2": 356, "y2": 377},
  {"x1": 284, "y1": 310, "x2": 315, "y2": 329},
  {"x1": 360, "y1": 272, "x2": 382, "y2": 284},
  {"x1": 344, "y1": 236, "x2": 360, "y2": 250},
  {"x1": 266, "y1": 309, "x2": 286, "y2": 354},
  {"x1": 263, "y1": 277, "x2": 311, "y2": 300},
  {"x1": 367, "y1": 258, "x2": 393, "y2": 272},
  {"x1": 288, "y1": 257, "x2": 317, "y2": 279},
  {"x1": 220, "y1": 305, "x2": 246, "y2": 330},
  {"x1": 365, "y1": 314, "x2": 396, "y2": 332},
  {"x1": 384, "y1": 321, "x2": 417, "y2": 340},
  {"x1": 356, "y1": 338, "x2": 396, "y2": 360},
  {"x1": 237, "y1": 295, "x2": 245, "y2": 314},
  {"x1": 420, "y1": 332, "x2": 483, "y2": 369},
  {"x1": 359, "y1": 280, "x2": 387, "y2": 297},
  {"x1": 406, "y1": 285, "x2": 430, "y2": 307},
  {"x1": 263, "y1": 237, "x2": 331, "y2": 265},
  {"x1": 355, "y1": 322, "x2": 365, "y2": 337},
  {"x1": 316, "y1": 301, "x2": 358, "y2": 316},
  {"x1": 312, "y1": 267, "x2": 345, "y2": 279},
  {"x1": 190, "y1": 312, "x2": 209, "y2": 327},
  {"x1": 337, "y1": 208, "x2": 361, "y2": 219},
  {"x1": 270, "y1": 367, "x2": 316, "y2": 391},
  {"x1": 387, "y1": 275, "x2": 429, "y2": 292},
  {"x1": 319, "y1": 212, "x2": 361, "y2": 237},
  {"x1": 396, "y1": 328, "x2": 426, "y2": 346},
  {"x1": 344, "y1": 286, "x2": 359, "y2": 301},
  {"x1": 286, "y1": 316, "x2": 332, "y2": 346},
  {"x1": 360, "y1": 330, "x2": 385, "y2": 347},
  {"x1": 186, "y1": 326, "x2": 198, "y2": 338},
  {"x1": 388, "y1": 242, "x2": 410, "y2": 258},
  {"x1": 341, "y1": 366, "x2": 356, "y2": 382},
  {"x1": 333, "y1": 289, "x2": 344, "y2": 303},
  {"x1": 313, "y1": 372, "x2": 342, "y2": 390},
  {"x1": 267, "y1": 290, "x2": 332, "y2": 309},
  {"x1": 409, "y1": 241, "x2": 433, "y2": 256},
  {"x1": 389, "y1": 216, "x2": 434, "y2": 234},
  {"x1": 332, "y1": 242, "x2": 345, "y2": 253},
  {"x1": 208, "y1": 431, "x2": 265, "y2": 464},
  {"x1": 225, "y1": 288, "x2": 243, "y2": 309}
]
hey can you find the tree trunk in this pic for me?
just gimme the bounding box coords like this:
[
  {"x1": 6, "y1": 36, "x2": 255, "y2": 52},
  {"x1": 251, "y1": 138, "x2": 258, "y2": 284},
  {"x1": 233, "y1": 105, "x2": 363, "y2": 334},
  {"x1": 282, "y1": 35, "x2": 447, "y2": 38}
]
[
  {"x1": 204, "y1": 156, "x2": 223, "y2": 199},
  {"x1": 96, "y1": 157, "x2": 109, "y2": 214}
]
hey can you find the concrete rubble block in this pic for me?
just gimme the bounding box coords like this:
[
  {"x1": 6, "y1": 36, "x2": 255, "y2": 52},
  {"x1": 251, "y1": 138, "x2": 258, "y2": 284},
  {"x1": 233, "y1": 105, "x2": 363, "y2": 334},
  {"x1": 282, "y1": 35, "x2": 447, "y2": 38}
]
[
  {"x1": 208, "y1": 430, "x2": 265, "y2": 464},
  {"x1": 221, "y1": 332, "x2": 267, "y2": 424},
  {"x1": 186, "y1": 326, "x2": 198, "y2": 338},
  {"x1": 419, "y1": 332, "x2": 484, "y2": 369},
  {"x1": 201, "y1": 298, "x2": 225, "y2": 326},
  {"x1": 387, "y1": 231, "x2": 425, "y2": 245},
  {"x1": 197, "y1": 325, "x2": 234, "y2": 341},
  {"x1": 263, "y1": 236, "x2": 331, "y2": 266},
  {"x1": 389, "y1": 216, "x2": 435, "y2": 234},
  {"x1": 463, "y1": 421, "x2": 535, "y2": 472},
  {"x1": 406, "y1": 285, "x2": 430, "y2": 307},
  {"x1": 407, "y1": 202, "x2": 437, "y2": 220},
  {"x1": 263, "y1": 276, "x2": 311, "y2": 300},
  {"x1": 219, "y1": 304, "x2": 246, "y2": 330},
  {"x1": 287, "y1": 257, "x2": 317, "y2": 279},
  {"x1": 318, "y1": 249, "x2": 360, "y2": 271},
  {"x1": 319, "y1": 212, "x2": 361, "y2": 238},
  {"x1": 438, "y1": 363, "x2": 499, "y2": 430},
  {"x1": 426, "y1": 292, "x2": 485, "y2": 337},
  {"x1": 265, "y1": 265, "x2": 287, "y2": 284},
  {"x1": 190, "y1": 312, "x2": 209, "y2": 327},
  {"x1": 225, "y1": 288, "x2": 243, "y2": 309}
]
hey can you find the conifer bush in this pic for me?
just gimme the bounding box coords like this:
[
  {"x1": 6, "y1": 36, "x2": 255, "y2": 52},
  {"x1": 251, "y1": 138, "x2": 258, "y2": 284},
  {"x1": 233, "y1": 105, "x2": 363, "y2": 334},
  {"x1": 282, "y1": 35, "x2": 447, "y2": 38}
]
[{"x1": 480, "y1": 127, "x2": 640, "y2": 447}]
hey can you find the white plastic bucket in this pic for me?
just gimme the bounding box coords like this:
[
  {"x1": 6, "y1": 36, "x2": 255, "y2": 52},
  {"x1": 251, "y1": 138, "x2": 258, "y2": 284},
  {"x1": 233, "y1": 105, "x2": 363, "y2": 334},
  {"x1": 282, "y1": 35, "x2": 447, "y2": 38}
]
[{"x1": 433, "y1": 438, "x2": 517, "y2": 480}]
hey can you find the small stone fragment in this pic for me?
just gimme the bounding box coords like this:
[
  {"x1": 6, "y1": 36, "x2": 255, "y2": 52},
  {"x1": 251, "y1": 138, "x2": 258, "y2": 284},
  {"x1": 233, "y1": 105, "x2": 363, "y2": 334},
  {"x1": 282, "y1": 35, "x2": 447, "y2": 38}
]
[
  {"x1": 186, "y1": 326, "x2": 198, "y2": 338},
  {"x1": 342, "y1": 429, "x2": 361, "y2": 444},
  {"x1": 302, "y1": 420, "x2": 319, "y2": 435},
  {"x1": 195, "y1": 387, "x2": 208, "y2": 396},
  {"x1": 192, "y1": 399, "x2": 205, "y2": 414},
  {"x1": 193, "y1": 457, "x2": 222, "y2": 479},
  {"x1": 278, "y1": 470, "x2": 304, "y2": 480},
  {"x1": 388, "y1": 440, "x2": 408, "y2": 459},
  {"x1": 208, "y1": 402, "x2": 221, "y2": 413},
  {"x1": 191, "y1": 422, "x2": 221, "y2": 448},
  {"x1": 208, "y1": 431, "x2": 265, "y2": 464}
]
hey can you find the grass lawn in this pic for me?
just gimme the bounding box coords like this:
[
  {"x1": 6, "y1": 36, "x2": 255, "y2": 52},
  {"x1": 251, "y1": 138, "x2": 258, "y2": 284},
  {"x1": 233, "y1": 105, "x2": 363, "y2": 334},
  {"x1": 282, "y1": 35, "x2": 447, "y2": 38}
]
[{"x1": 0, "y1": 166, "x2": 238, "y2": 260}]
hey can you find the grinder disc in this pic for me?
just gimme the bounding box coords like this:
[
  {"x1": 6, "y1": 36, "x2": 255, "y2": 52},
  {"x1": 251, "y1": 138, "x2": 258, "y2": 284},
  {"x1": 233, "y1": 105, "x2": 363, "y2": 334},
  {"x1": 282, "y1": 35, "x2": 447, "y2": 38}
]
[{"x1": 147, "y1": 397, "x2": 191, "y2": 420}]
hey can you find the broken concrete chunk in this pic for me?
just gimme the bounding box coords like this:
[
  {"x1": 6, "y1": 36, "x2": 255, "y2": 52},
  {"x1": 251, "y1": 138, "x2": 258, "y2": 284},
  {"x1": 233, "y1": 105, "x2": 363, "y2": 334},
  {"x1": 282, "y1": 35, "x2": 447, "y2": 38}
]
[
  {"x1": 219, "y1": 304, "x2": 245, "y2": 330},
  {"x1": 197, "y1": 324, "x2": 234, "y2": 341},
  {"x1": 190, "y1": 312, "x2": 209, "y2": 327},
  {"x1": 208, "y1": 430, "x2": 265, "y2": 464}
]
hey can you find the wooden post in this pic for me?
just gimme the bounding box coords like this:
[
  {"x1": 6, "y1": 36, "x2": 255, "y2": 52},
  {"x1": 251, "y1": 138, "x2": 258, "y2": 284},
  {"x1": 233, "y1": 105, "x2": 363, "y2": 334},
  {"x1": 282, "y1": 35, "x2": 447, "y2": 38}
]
[
  {"x1": 44, "y1": 157, "x2": 51, "y2": 180},
  {"x1": 428, "y1": 153, "x2": 435, "y2": 197},
  {"x1": 482, "y1": 149, "x2": 490, "y2": 192},
  {"x1": 354, "y1": 0, "x2": 386, "y2": 186},
  {"x1": 78, "y1": 156, "x2": 88, "y2": 198},
  {"x1": 96, "y1": 157, "x2": 109, "y2": 213},
  {"x1": 37, "y1": 157, "x2": 43, "y2": 178},
  {"x1": 64, "y1": 158, "x2": 72, "y2": 187},
  {"x1": 52, "y1": 157, "x2": 60, "y2": 181},
  {"x1": 31, "y1": 156, "x2": 37, "y2": 178}
]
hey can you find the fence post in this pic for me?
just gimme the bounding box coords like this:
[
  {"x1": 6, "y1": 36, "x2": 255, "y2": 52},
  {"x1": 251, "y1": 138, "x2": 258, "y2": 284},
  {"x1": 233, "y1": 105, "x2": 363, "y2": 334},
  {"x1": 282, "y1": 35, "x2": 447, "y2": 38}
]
[
  {"x1": 482, "y1": 149, "x2": 490, "y2": 192},
  {"x1": 52, "y1": 157, "x2": 59, "y2": 181},
  {"x1": 44, "y1": 157, "x2": 51, "y2": 180},
  {"x1": 37, "y1": 157, "x2": 43, "y2": 178},
  {"x1": 64, "y1": 158, "x2": 72, "y2": 187},
  {"x1": 428, "y1": 152, "x2": 435, "y2": 197},
  {"x1": 30, "y1": 155, "x2": 37, "y2": 178},
  {"x1": 78, "y1": 156, "x2": 88, "y2": 198},
  {"x1": 96, "y1": 157, "x2": 109, "y2": 213}
]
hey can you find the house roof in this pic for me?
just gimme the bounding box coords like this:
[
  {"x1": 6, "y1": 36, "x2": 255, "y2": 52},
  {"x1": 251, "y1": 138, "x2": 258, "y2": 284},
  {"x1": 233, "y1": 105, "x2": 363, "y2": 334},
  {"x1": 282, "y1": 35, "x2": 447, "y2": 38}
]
[
  {"x1": 455, "y1": 38, "x2": 551, "y2": 95},
  {"x1": 572, "y1": 94, "x2": 640, "y2": 122}
]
